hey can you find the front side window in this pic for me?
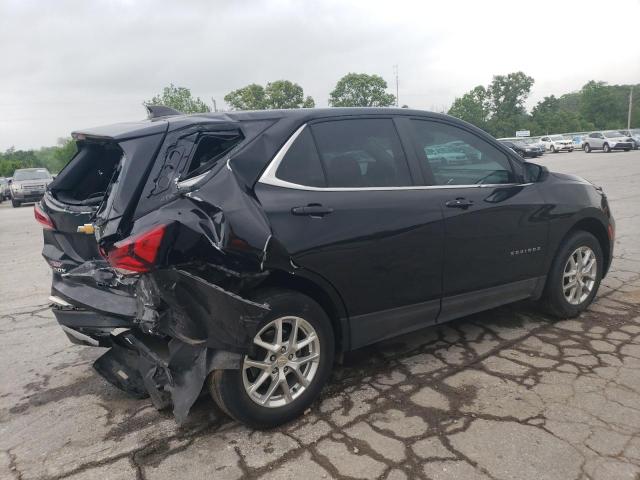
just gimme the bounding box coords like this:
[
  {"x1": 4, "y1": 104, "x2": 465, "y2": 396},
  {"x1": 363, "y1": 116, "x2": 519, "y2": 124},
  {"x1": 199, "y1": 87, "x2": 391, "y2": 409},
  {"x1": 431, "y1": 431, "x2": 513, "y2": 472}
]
[
  {"x1": 310, "y1": 119, "x2": 412, "y2": 188},
  {"x1": 410, "y1": 120, "x2": 515, "y2": 186}
]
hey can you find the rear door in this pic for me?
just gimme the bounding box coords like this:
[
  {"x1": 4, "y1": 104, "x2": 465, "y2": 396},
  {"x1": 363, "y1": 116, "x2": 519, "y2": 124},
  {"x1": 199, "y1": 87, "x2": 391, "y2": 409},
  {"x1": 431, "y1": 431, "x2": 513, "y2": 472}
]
[
  {"x1": 405, "y1": 118, "x2": 549, "y2": 321},
  {"x1": 255, "y1": 116, "x2": 445, "y2": 348}
]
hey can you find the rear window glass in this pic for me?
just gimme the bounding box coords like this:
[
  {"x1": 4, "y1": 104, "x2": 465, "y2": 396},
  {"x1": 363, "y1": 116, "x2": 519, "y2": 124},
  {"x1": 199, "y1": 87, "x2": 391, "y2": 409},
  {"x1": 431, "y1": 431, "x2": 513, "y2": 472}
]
[
  {"x1": 184, "y1": 131, "x2": 243, "y2": 179},
  {"x1": 275, "y1": 128, "x2": 326, "y2": 187}
]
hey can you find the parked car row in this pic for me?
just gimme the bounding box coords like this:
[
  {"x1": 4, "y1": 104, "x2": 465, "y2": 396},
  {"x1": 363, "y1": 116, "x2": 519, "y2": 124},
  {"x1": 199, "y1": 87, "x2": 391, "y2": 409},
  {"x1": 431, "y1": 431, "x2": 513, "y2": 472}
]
[{"x1": 499, "y1": 128, "x2": 639, "y2": 159}]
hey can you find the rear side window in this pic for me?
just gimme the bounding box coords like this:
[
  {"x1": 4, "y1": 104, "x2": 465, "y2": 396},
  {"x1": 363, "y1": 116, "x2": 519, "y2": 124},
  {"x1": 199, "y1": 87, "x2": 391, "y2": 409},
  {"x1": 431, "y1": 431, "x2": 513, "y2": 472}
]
[
  {"x1": 183, "y1": 131, "x2": 243, "y2": 179},
  {"x1": 311, "y1": 119, "x2": 412, "y2": 188},
  {"x1": 411, "y1": 120, "x2": 514, "y2": 186},
  {"x1": 275, "y1": 128, "x2": 326, "y2": 187}
]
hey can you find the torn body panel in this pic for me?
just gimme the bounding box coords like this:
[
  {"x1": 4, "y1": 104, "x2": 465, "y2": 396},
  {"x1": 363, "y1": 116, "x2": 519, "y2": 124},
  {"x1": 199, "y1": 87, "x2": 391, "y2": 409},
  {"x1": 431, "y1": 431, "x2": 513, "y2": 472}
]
[{"x1": 40, "y1": 111, "x2": 339, "y2": 422}]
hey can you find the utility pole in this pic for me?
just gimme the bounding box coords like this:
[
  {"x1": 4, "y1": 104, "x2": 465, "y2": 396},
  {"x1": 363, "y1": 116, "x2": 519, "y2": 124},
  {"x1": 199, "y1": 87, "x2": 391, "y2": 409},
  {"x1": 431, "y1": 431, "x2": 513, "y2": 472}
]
[
  {"x1": 212, "y1": 98, "x2": 218, "y2": 112},
  {"x1": 628, "y1": 86, "x2": 633, "y2": 130},
  {"x1": 393, "y1": 65, "x2": 399, "y2": 107}
]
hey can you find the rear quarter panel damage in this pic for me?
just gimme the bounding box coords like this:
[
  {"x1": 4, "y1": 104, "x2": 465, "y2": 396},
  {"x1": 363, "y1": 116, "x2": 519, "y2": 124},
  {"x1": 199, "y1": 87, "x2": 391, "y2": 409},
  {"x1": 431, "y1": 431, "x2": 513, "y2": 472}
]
[{"x1": 94, "y1": 165, "x2": 291, "y2": 422}]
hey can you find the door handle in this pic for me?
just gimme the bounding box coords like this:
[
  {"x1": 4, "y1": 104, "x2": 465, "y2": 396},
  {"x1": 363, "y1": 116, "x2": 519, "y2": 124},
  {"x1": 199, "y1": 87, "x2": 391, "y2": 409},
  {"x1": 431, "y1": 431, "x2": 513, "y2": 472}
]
[
  {"x1": 445, "y1": 198, "x2": 474, "y2": 209},
  {"x1": 291, "y1": 204, "x2": 334, "y2": 216}
]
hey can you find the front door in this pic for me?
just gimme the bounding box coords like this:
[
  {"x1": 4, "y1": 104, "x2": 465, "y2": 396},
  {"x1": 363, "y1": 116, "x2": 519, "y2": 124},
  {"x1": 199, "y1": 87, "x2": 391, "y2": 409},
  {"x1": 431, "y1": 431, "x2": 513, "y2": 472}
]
[
  {"x1": 405, "y1": 118, "x2": 549, "y2": 321},
  {"x1": 255, "y1": 117, "x2": 445, "y2": 348}
]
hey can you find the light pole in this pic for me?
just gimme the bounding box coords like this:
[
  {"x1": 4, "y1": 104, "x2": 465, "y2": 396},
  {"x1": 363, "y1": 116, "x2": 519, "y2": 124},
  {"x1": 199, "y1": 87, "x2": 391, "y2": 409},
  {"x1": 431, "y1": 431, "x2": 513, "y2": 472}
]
[
  {"x1": 393, "y1": 65, "x2": 399, "y2": 107},
  {"x1": 628, "y1": 86, "x2": 633, "y2": 130}
]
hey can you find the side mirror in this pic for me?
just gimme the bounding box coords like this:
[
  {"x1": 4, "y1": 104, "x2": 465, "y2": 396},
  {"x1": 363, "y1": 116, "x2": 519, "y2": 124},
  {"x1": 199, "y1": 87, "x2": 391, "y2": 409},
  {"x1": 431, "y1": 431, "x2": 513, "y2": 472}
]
[
  {"x1": 8, "y1": 179, "x2": 12, "y2": 184},
  {"x1": 525, "y1": 163, "x2": 547, "y2": 183}
]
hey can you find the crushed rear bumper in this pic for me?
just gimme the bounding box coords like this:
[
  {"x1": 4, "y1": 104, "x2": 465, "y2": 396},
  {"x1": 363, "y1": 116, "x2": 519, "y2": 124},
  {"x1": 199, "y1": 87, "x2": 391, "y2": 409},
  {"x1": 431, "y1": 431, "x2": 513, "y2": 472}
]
[{"x1": 49, "y1": 266, "x2": 270, "y2": 423}]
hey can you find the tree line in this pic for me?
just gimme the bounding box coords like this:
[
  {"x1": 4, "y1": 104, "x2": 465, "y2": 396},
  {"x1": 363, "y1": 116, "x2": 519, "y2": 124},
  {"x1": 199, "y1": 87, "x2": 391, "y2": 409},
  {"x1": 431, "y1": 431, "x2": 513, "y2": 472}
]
[
  {"x1": 2, "y1": 72, "x2": 636, "y2": 177},
  {"x1": 448, "y1": 73, "x2": 638, "y2": 138}
]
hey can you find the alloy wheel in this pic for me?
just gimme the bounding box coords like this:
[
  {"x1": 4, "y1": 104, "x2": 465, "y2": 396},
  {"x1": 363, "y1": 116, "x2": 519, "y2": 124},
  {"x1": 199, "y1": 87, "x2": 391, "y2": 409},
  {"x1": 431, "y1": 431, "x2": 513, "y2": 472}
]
[
  {"x1": 562, "y1": 246, "x2": 597, "y2": 305},
  {"x1": 242, "y1": 316, "x2": 320, "y2": 408}
]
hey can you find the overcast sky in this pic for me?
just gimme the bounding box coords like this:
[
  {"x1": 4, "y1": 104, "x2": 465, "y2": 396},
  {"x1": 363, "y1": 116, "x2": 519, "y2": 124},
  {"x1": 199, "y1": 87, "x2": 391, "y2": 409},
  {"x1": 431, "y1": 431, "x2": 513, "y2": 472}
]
[{"x1": 1, "y1": 0, "x2": 639, "y2": 150}]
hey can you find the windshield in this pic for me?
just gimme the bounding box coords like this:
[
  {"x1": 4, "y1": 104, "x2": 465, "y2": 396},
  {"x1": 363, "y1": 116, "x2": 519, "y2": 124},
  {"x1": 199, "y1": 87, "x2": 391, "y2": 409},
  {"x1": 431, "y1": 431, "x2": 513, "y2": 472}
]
[
  {"x1": 550, "y1": 135, "x2": 564, "y2": 141},
  {"x1": 13, "y1": 169, "x2": 52, "y2": 181},
  {"x1": 604, "y1": 131, "x2": 623, "y2": 138}
]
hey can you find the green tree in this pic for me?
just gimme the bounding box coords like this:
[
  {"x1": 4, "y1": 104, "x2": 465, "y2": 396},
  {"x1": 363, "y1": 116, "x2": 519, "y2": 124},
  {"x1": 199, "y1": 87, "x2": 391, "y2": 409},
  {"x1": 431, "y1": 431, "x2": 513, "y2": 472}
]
[
  {"x1": 264, "y1": 80, "x2": 306, "y2": 109},
  {"x1": 486, "y1": 72, "x2": 534, "y2": 137},
  {"x1": 225, "y1": 80, "x2": 315, "y2": 110},
  {"x1": 530, "y1": 95, "x2": 591, "y2": 135},
  {"x1": 329, "y1": 73, "x2": 395, "y2": 107},
  {"x1": 146, "y1": 84, "x2": 210, "y2": 113},
  {"x1": 580, "y1": 81, "x2": 620, "y2": 129},
  {"x1": 448, "y1": 72, "x2": 534, "y2": 137},
  {"x1": 448, "y1": 86, "x2": 491, "y2": 131},
  {"x1": 224, "y1": 83, "x2": 267, "y2": 110}
]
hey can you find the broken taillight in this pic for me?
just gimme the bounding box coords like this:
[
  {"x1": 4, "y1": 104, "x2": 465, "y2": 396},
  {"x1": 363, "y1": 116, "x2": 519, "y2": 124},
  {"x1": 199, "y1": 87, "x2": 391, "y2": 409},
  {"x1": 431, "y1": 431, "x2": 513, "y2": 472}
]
[
  {"x1": 34, "y1": 204, "x2": 55, "y2": 230},
  {"x1": 102, "y1": 225, "x2": 166, "y2": 274}
]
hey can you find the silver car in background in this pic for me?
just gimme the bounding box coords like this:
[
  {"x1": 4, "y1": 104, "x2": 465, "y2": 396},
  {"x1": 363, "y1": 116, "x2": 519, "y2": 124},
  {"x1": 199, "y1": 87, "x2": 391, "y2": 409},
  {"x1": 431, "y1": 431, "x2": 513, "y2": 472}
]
[
  {"x1": 619, "y1": 129, "x2": 640, "y2": 150},
  {"x1": 583, "y1": 131, "x2": 634, "y2": 153},
  {"x1": 10, "y1": 168, "x2": 53, "y2": 207}
]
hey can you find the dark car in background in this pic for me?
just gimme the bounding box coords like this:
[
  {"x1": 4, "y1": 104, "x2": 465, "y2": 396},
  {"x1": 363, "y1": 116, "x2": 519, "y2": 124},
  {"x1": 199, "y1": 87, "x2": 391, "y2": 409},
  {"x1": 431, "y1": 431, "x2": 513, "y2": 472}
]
[
  {"x1": 499, "y1": 139, "x2": 541, "y2": 158},
  {"x1": 37, "y1": 107, "x2": 614, "y2": 428},
  {"x1": 0, "y1": 177, "x2": 11, "y2": 202},
  {"x1": 10, "y1": 168, "x2": 53, "y2": 207}
]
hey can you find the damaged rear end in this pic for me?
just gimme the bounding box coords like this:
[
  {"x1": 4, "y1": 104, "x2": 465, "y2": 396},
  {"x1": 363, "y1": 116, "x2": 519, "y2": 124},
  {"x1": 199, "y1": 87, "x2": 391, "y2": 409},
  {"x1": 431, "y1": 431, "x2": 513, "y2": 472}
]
[{"x1": 39, "y1": 112, "x2": 281, "y2": 421}]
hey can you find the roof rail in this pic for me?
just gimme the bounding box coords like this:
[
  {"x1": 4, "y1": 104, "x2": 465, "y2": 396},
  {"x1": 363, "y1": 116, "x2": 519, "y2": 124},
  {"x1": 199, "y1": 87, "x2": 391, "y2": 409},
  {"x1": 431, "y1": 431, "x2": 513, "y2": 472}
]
[{"x1": 144, "y1": 104, "x2": 183, "y2": 119}]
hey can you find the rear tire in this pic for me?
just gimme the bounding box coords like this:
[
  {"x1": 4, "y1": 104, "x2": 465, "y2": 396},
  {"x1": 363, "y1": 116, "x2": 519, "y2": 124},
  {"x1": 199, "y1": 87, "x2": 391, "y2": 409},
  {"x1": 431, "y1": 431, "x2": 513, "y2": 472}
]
[
  {"x1": 540, "y1": 231, "x2": 603, "y2": 318},
  {"x1": 11, "y1": 199, "x2": 20, "y2": 208},
  {"x1": 208, "y1": 288, "x2": 335, "y2": 429},
  {"x1": 584, "y1": 143, "x2": 591, "y2": 153},
  {"x1": 603, "y1": 143, "x2": 611, "y2": 153}
]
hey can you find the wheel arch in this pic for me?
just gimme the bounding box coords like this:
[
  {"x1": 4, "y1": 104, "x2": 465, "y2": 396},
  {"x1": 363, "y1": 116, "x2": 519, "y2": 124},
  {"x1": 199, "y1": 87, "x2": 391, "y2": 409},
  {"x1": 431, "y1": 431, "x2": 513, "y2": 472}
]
[
  {"x1": 563, "y1": 217, "x2": 611, "y2": 277},
  {"x1": 256, "y1": 269, "x2": 350, "y2": 352}
]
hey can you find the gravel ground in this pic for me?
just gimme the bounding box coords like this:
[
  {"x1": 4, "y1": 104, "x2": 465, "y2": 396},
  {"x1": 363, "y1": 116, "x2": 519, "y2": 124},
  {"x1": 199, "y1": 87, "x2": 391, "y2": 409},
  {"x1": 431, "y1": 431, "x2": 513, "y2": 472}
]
[{"x1": 1, "y1": 148, "x2": 640, "y2": 480}]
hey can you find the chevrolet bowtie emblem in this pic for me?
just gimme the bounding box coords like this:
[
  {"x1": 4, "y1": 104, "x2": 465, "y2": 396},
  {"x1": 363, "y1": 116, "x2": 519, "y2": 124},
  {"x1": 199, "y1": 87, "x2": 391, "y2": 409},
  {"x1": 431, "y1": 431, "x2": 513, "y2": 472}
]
[{"x1": 77, "y1": 224, "x2": 95, "y2": 234}]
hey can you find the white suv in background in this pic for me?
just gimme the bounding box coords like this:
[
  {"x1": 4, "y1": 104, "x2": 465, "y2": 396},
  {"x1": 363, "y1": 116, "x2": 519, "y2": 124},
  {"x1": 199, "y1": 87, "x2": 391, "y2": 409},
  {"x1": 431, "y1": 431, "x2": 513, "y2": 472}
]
[
  {"x1": 539, "y1": 135, "x2": 574, "y2": 153},
  {"x1": 583, "y1": 131, "x2": 634, "y2": 153}
]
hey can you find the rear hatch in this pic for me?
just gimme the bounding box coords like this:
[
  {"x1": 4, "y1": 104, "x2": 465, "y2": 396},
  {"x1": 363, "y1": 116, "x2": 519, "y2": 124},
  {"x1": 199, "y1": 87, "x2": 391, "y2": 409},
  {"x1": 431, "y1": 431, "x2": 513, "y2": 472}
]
[{"x1": 40, "y1": 121, "x2": 167, "y2": 316}]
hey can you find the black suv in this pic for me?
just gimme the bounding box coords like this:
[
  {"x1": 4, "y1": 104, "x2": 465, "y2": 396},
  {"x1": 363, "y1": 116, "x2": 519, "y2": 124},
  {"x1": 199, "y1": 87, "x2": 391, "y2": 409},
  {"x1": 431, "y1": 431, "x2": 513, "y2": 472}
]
[{"x1": 38, "y1": 107, "x2": 614, "y2": 428}]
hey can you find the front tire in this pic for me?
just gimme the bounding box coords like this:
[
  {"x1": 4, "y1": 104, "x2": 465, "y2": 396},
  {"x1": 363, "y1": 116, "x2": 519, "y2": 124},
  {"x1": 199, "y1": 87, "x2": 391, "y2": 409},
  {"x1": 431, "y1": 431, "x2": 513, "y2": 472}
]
[
  {"x1": 603, "y1": 143, "x2": 611, "y2": 153},
  {"x1": 540, "y1": 231, "x2": 603, "y2": 318},
  {"x1": 550, "y1": 145, "x2": 557, "y2": 153},
  {"x1": 208, "y1": 289, "x2": 334, "y2": 429},
  {"x1": 11, "y1": 199, "x2": 20, "y2": 208}
]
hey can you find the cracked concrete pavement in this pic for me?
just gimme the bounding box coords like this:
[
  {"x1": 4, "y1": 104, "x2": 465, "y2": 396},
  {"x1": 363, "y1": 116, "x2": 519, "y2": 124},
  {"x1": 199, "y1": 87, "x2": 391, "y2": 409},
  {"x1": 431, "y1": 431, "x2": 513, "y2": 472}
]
[{"x1": 1, "y1": 149, "x2": 640, "y2": 480}]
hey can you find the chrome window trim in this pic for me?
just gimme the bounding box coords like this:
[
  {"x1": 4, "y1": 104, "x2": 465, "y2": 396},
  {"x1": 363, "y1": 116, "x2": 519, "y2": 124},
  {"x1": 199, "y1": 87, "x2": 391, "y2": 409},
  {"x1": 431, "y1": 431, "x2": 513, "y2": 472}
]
[{"x1": 258, "y1": 123, "x2": 529, "y2": 192}]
